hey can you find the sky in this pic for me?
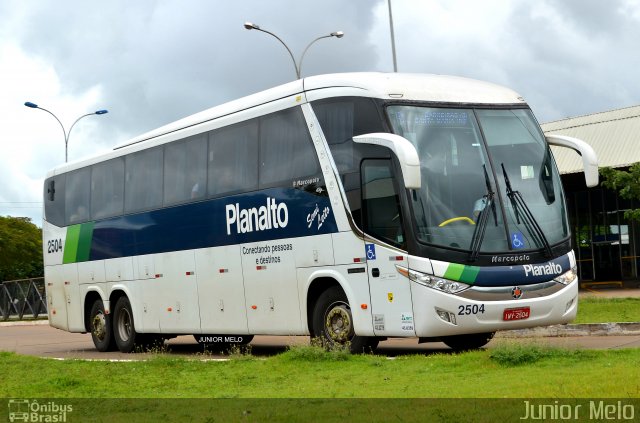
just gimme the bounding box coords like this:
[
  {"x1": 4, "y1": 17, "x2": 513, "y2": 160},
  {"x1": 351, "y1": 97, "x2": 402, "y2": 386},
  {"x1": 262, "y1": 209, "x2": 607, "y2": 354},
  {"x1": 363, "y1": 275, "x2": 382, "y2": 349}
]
[{"x1": 1, "y1": 0, "x2": 639, "y2": 226}]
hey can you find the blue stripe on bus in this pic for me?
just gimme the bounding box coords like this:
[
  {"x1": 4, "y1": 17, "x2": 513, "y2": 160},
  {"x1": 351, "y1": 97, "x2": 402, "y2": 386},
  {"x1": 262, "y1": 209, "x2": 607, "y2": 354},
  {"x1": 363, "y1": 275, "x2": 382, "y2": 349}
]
[
  {"x1": 471, "y1": 253, "x2": 572, "y2": 286},
  {"x1": 88, "y1": 187, "x2": 337, "y2": 261}
]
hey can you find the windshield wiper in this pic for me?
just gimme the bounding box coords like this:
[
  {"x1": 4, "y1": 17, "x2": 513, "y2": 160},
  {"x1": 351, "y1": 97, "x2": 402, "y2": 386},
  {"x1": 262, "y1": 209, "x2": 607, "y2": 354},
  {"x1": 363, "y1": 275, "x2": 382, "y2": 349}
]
[
  {"x1": 501, "y1": 163, "x2": 553, "y2": 257},
  {"x1": 468, "y1": 165, "x2": 497, "y2": 262}
]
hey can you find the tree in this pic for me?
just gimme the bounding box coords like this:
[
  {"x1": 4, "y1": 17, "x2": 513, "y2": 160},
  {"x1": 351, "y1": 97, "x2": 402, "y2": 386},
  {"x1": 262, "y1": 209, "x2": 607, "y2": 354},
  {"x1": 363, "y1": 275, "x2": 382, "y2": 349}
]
[
  {"x1": 0, "y1": 216, "x2": 43, "y2": 281},
  {"x1": 600, "y1": 163, "x2": 640, "y2": 221}
]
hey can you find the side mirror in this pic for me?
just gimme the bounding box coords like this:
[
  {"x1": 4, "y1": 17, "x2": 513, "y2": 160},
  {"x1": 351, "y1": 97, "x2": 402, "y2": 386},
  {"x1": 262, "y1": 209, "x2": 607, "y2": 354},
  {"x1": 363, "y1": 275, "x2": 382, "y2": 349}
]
[
  {"x1": 353, "y1": 133, "x2": 421, "y2": 189},
  {"x1": 546, "y1": 134, "x2": 599, "y2": 188}
]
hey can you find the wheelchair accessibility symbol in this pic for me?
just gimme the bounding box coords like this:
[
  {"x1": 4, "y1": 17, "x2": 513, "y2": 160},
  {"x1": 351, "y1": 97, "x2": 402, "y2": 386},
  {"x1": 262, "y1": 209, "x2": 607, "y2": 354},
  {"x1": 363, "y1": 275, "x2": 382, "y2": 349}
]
[
  {"x1": 511, "y1": 232, "x2": 525, "y2": 250},
  {"x1": 366, "y1": 244, "x2": 376, "y2": 260}
]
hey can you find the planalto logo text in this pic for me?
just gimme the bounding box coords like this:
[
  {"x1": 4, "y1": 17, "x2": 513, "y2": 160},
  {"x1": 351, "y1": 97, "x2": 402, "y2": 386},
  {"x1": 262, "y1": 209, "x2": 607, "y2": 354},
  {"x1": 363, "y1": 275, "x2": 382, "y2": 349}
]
[
  {"x1": 226, "y1": 197, "x2": 288, "y2": 235},
  {"x1": 523, "y1": 262, "x2": 562, "y2": 277}
]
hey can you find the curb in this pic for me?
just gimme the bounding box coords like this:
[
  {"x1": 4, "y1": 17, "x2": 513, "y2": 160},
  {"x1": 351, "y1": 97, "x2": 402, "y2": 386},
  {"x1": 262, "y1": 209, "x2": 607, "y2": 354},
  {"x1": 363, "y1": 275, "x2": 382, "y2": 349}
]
[
  {"x1": 0, "y1": 319, "x2": 50, "y2": 327},
  {"x1": 497, "y1": 322, "x2": 640, "y2": 338}
]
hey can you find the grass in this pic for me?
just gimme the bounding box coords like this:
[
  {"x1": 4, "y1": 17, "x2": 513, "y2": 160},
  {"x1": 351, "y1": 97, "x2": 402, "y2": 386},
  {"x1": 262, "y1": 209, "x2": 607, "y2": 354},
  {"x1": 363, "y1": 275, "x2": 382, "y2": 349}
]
[
  {"x1": 1, "y1": 297, "x2": 639, "y2": 421},
  {"x1": 574, "y1": 297, "x2": 640, "y2": 324},
  {"x1": 1, "y1": 343, "x2": 639, "y2": 399}
]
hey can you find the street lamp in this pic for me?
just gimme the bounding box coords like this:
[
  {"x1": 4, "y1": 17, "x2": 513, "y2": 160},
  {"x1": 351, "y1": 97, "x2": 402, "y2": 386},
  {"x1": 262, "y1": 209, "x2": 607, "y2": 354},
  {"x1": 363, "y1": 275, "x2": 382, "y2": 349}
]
[
  {"x1": 244, "y1": 22, "x2": 344, "y2": 79},
  {"x1": 24, "y1": 102, "x2": 108, "y2": 163}
]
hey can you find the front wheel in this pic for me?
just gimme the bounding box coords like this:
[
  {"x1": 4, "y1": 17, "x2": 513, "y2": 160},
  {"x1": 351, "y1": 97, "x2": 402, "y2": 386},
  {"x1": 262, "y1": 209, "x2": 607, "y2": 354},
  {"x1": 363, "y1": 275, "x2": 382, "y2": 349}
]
[
  {"x1": 89, "y1": 299, "x2": 116, "y2": 352},
  {"x1": 441, "y1": 332, "x2": 495, "y2": 351},
  {"x1": 312, "y1": 286, "x2": 378, "y2": 353}
]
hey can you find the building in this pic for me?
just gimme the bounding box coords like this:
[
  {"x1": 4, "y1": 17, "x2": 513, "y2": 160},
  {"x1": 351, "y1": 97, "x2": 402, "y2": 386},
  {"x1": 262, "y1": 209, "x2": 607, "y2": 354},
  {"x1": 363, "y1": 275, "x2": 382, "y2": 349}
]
[{"x1": 542, "y1": 105, "x2": 640, "y2": 285}]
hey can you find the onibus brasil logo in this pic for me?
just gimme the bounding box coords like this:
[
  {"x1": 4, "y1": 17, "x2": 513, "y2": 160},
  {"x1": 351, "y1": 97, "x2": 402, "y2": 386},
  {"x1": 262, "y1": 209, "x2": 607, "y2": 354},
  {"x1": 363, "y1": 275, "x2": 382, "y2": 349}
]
[{"x1": 7, "y1": 399, "x2": 73, "y2": 422}]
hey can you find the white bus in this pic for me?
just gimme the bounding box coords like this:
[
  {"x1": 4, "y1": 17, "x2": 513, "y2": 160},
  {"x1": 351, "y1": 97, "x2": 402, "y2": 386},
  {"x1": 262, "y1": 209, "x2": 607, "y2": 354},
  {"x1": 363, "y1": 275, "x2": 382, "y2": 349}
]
[{"x1": 42, "y1": 73, "x2": 598, "y2": 353}]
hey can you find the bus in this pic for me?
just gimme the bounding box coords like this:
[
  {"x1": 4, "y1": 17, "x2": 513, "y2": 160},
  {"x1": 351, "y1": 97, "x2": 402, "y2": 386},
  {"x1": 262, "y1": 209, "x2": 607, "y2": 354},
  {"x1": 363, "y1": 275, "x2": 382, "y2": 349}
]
[{"x1": 42, "y1": 73, "x2": 598, "y2": 353}]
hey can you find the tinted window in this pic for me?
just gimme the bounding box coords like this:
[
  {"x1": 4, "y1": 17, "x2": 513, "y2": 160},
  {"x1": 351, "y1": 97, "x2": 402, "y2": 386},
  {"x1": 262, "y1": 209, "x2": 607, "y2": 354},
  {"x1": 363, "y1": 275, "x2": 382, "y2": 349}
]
[
  {"x1": 165, "y1": 134, "x2": 208, "y2": 205},
  {"x1": 312, "y1": 97, "x2": 390, "y2": 226},
  {"x1": 208, "y1": 120, "x2": 258, "y2": 197},
  {"x1": 125, "y1": 147, "x2": 163, "y2": 213},
  {"x1": 312, "y1": 97, "x2": 387, "y2": 174},
  {"x1": 259, "y1": 107, "x2": 319, "y2": 188},
  {"x1": 361, "y1": 159, "x2": 405, "y2": 248},
  {"x1": 44, "y1": 175, "x2": 66, "y2": 226},
  {"x1": 65, "y1": 168, "x2": 91, "y2": 225},
  {"x1": 91, "y1": 157, "x2": 124, "y2": 220}
]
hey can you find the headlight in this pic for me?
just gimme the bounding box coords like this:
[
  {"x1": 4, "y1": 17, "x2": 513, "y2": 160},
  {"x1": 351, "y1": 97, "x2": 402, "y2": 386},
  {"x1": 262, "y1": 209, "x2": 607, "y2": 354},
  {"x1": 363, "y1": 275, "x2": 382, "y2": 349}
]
[
  {"x1": 395, "y1": 265, "x2": 470, "y2": 294},
  {"x1": 554, "y1": 266, "x2": 578, "y2": 285}
]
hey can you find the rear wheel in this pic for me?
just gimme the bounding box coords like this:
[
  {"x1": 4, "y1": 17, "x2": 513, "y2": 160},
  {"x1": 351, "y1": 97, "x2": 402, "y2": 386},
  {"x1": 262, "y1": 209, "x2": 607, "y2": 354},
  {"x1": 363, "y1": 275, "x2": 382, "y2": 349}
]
[
  {"x1": 89, "y1": 299, "x2": 116, "y2": 352},
  {"x1": 312, "y1": 286, "x2": 378, "y2": 353},
  {"x1": 113, "y1": 296, "x2": 144, "y2": 353},
  {"x1": 441, "y1": 332, "x2": 495, "y2": 351}
]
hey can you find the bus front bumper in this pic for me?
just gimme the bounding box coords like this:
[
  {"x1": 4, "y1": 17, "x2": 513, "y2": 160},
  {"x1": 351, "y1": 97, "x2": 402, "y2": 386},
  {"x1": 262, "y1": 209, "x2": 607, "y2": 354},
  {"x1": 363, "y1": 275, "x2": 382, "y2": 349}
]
[{"x1": 410, "y1": 277, "x2": 579, "y2": 338}]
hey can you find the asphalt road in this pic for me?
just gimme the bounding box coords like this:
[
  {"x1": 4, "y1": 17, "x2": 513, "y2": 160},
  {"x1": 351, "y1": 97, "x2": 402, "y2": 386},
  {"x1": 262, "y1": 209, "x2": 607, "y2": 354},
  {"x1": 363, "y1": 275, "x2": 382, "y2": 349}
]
[{"x1": 1, "y1": 322, "x2": 639, "y2": 360}]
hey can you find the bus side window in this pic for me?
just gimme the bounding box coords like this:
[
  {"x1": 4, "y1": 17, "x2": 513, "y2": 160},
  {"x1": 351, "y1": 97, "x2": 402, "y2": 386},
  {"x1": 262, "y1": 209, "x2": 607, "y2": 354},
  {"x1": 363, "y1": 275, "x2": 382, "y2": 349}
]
[
  {"x1": 164, "y1": 133, "x2": 207, "y2": 206},
  {"x1": 44, "y1": 175, "x2": 66, "y2": 226},
  {"x1": 91, "y1": 157, "x2": 124, "y2": 220},
  {"x1": 124, "y1": 147, "x2": 163, "y2": 213},
  {"x1": 65, "y1": 168, "x2": 91, "y2": 225},
  {"x1": 259, "y1": 107, "x2": 320, "y2": 188},
  {"x1": 361, "y1": 159, "x2": 406, "y2": 248},
  {"x1": 208, "y1": 119, "x2": 259, "y2": 197}
]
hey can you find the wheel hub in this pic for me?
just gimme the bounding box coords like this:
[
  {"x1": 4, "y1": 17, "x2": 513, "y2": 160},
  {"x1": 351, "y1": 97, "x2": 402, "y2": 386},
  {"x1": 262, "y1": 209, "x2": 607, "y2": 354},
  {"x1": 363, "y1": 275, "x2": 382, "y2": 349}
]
[
  {"x1": 117, "y1": 308, "x2": 132, "y2": 342},
  {"x1": 325, "y1": 305, "x2": 352, "y2": 342},
  {"x1": 92, "y1": 313, "x2": 106, "y2": 341}
]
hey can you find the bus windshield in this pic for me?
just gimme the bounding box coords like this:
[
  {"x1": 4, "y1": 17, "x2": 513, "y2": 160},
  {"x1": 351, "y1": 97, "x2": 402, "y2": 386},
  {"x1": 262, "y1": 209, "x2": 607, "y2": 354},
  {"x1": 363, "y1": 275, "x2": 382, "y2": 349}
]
[{"x1": 387, "y1": 106, "x2": 568, "y2": 256}]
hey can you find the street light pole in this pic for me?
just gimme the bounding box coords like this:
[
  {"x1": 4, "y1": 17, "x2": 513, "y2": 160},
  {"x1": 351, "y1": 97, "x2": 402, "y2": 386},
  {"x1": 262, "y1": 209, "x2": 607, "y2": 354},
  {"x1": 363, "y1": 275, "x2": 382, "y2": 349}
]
[
  {"x1": 388, "y1": 0, "x2": 398, "y2": 72},
  {"x1": 244, "y1": 22, "x2": 344, "y2": 79},
  {"x1": 24, "y1": 102, "x2": 108, "y2": 163},
  {"x1": 298, "y1": 31, "x2": 344, "y2": 78}
]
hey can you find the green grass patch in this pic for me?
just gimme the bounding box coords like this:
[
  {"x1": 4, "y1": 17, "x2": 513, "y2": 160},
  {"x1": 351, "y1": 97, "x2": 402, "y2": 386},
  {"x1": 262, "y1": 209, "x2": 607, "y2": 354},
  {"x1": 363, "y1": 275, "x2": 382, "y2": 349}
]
[
  {"x1": 488, "y1": 342, "x2": 598, "y2": 366},
  {"x1": 1, "y1": 344, "x2": 639, "y2": 399},
  {"x1": 574, "y1": 297, "x2": 640, "y2": 323}
]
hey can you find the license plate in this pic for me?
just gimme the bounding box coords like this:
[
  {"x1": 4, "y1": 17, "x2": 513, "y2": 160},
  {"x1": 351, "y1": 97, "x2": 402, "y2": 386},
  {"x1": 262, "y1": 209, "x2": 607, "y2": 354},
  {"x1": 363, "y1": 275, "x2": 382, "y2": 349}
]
[{"x1": 503, "y1": 307, "x2": 530, "y2": 321}]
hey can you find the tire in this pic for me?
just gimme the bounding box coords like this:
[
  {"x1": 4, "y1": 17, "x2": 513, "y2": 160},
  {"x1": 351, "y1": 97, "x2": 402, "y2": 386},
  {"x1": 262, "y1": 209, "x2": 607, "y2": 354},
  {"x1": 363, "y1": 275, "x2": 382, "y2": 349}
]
[
  {"x1": 441, "y1": 332, "x2": 495, "y2": 351},
  {"x1": 312, "y1": 286, "x2": 378, "y2": 353},
  {"x1": 89, "y1": 299, "x2": 116, "y2": 352},
  {"x1": 112, "y1": 296, "x2": 143, "y2": 353}
]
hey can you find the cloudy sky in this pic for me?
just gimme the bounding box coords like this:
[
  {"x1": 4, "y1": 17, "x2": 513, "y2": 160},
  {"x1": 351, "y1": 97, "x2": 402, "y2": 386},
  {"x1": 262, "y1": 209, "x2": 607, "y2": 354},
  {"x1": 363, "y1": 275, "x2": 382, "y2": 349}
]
[{"x1": 1, "y1": 0, "x2": 639, "y2": 225}]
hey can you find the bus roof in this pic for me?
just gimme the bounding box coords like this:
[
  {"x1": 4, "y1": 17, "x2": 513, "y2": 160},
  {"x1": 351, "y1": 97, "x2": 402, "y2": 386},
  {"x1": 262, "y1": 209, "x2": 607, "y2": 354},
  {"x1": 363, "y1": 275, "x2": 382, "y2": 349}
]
[
  {"x1": 115, "y1": 72, "x2": 525, "y2": 150},
  {"x1": 47, "y1": 73, "x2": 526, "y2": 176}
]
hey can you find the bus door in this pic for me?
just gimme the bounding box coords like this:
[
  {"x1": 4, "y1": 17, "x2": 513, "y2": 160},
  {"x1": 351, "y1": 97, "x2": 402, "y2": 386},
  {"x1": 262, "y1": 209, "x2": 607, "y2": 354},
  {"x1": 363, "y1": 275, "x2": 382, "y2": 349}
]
[{"x1": 360, "y1": 159, "x2": 415, "y2": 336}]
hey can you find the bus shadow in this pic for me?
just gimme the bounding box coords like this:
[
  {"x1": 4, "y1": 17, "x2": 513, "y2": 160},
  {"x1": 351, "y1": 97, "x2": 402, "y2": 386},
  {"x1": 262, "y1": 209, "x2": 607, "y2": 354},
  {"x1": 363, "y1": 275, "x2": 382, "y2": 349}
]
[{"x1": 161, "y1": 338, "x2": 456, "y2": 359}]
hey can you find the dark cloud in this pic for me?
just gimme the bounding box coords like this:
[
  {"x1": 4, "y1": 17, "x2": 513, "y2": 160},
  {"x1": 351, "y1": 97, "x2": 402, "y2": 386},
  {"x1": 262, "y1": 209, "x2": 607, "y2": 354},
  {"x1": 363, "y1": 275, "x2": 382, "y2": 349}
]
[
  {"x1": 506, "y1": 1, "x2": 640, "y2": 121},
  {"x1": 389, "y1": 1, "x2": 640, "y2": 122},
  {"x1": 2, "y1": 0, "x2": 640, "y2": 225},
  {"x1": 10, "y1": 0, "x2": 381, "y2": 148}
]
